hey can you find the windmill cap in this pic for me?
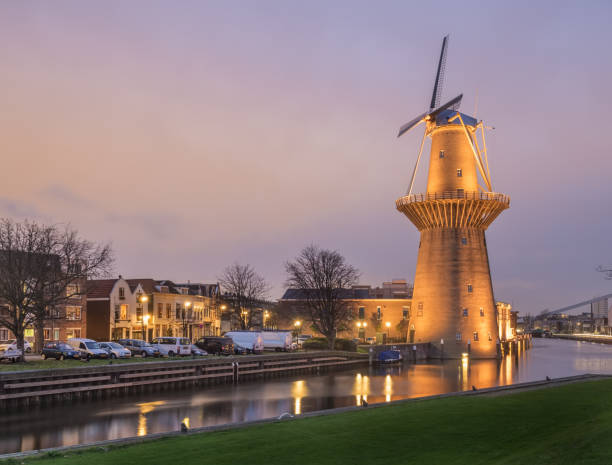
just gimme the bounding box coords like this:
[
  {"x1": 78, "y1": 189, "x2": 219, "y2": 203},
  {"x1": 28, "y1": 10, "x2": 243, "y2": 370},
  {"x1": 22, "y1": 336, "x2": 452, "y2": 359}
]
[{"x1": 434, "y1": 109, "x2": 478, "y2": 128}]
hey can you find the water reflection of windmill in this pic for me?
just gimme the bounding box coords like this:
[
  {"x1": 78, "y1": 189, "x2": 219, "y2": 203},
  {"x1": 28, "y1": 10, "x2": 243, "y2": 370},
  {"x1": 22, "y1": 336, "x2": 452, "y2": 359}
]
[{"x1": 396, "y1": 35, "x2": 510, "y2": 359}]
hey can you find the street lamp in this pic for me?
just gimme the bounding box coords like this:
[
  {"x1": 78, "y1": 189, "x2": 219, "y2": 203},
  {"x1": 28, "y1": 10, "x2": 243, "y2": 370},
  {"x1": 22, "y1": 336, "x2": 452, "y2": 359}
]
[
  {"x1": 143, "y1": 314, "x2": 150, "y2": 342},
  {"x1": 385, "y1": 321, "x2": 391, "y2": 339},
  {"x1": 294, "y1": 320, "x2": 302, "y2": 345}
]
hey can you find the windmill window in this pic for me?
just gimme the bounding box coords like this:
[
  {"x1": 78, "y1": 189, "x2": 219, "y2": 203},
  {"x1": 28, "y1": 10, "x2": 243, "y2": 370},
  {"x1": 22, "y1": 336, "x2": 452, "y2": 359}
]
[
  {"x1": 457, "y1": 169, "x2": 462, "y2": 177},
  {"x1": 480, "y1": 307, "x2": 485, "y2": 317},
  {"x1": 455, "y1": 332, "x2": 462, "y2": 341},
  {"x1": 461, "y1": 237, "x2": 467, "y2": 245},
  {"x1": 377, "y1": 307, "x2": 381, "y2": 320},
  {"x1": 439, "y1": 150, "x2": 445, "y2": 159},
  {"x1": 467, "y1": 284, "x2": 473, "y2": 293},
  {"x1": 488, "y1": 332, "x2": 492, "y2": 341},
  {"x1": 462, "y1": 308, "x2": 468, "y2": 317},
  {"x1": 473, "y1": 332, "x2": 479, "y2": 341}
]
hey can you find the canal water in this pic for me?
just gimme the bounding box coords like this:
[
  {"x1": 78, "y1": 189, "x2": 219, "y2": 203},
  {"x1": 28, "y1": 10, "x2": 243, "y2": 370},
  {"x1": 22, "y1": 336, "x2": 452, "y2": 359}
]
[{"x1": 2, "y1": 338, "x2": 612, "y2": 454}]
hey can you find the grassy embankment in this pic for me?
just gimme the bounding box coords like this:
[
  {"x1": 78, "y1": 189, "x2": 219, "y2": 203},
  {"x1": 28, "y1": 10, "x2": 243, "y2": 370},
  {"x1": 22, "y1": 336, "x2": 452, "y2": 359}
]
[{"x1": 7, "y1": 378, "x2": 612, "y2": 465}]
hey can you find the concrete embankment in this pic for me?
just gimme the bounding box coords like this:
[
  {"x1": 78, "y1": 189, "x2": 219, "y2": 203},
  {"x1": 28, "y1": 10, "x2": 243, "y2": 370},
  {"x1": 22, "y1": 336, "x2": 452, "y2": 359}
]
[
  {"x1": 0, "y1": 351, "x2": 367, "y2": 410},
  {"x1": 553, "y1": 334, "x2": 612, "y2": 344},
  {"x1": 2, "y1": 373, "x2": 606, "y2": 461}
]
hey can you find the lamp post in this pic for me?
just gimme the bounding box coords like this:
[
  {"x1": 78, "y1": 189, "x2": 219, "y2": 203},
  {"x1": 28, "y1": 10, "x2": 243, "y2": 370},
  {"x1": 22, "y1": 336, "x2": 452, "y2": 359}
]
[
  {"x1": 185, "y1": 301, "x2": 192, "y2": 339},
  {"x1": 263, "y1": 310, "x2": 270, "y2": 329},
  {"x1": 139, "y1": 295, "x2": 149, "y2": 341},
  {"x1": 294, "y1": 319, "x2": 302, "y2": 338},
  {"x1": 143, "y1": 314, "x2": 150, "y2": 342},
  {"x1": 385, "y1": 321, "x2": 391, "y2": 340}
]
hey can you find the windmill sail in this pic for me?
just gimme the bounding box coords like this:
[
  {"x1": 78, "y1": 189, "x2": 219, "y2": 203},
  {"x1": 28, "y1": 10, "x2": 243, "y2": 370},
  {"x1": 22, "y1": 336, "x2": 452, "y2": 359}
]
[{"x1": 429, "y1": 35, "x2": 448, "y2": 110}]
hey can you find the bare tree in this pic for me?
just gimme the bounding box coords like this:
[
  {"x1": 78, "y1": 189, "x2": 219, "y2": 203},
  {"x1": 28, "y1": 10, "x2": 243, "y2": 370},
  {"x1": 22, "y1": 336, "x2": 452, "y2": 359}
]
[
  {"x1": 0, "y1": 219, "x2": 113, "y2": 359},
  {"x1": 285, "y1": 245, "x2": 360, "y2": 349},
  {"x1": 218, "y1": 264, "x2": 270, "y2": 330},
  {"x1": 28, "y1": 225, "x2": 113, "y2": 352}
]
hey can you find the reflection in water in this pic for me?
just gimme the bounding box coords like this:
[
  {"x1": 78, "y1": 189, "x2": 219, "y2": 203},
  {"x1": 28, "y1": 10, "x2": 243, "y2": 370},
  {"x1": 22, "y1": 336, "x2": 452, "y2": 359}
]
[
  {"x1": 3, "y1": 339, "x2": 612, "y2": 454},
  {"x1": 136, "y1": 401, "x2": 165, "y2": 437},
  {"x1": 292, "y1": 380, "x2": 307, "y2": 415}
]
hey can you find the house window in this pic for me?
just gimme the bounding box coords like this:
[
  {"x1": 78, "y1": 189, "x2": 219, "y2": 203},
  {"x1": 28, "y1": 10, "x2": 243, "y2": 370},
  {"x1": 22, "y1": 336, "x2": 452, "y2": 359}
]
[
  {"x1": 120, "y1": 304, "x2": 128, "y2": 320},
  {"x1": 53, "y1": 328, "x2": 60, "y2": 340},
  {"x1": 455, "y1": 332, "x2": 462, "y2": 341},
  {"x1": 439, "y1": 150, "x2": 445, "y2": 159},
  {"x1": 119, "y1": 287, "x2": 125, "y2": 299},
  {"x1": 136, "y1": 306, "x2": 143, "y2": 321},
  {"x1": 402, "y1": 308, "x2": 410, "y2": 320},
  {"x1": 473, "y1": 332, "x2": 479, "y2": 341},
  {"x1": 467, "y1": 284, "x2": 473, "y2": 293},
  {"x1": 176, "y1": 303, "x2": 181, "y2": 320},
  {"x1": 158, "y1": 303, "x2": 163, "y2": 318},
  {"x1": 457, "y1": 168, "x2": 462, "y2": 177},
  {"x1": 462, "y1": 308, "x2": 468, "y2": 317},
  {"x1": 66, "y1": 328, "x2": 81, "y2": 339},
  {"x1": 166, "y1": 303, "x2": 172, "y2": 319},
  {"x1": 461, "y1": 237, "x2": 467, "y2": 245},
  {"x1": 480, "y1": 307, "x2": 485, "y2": 317},
  {"x1": 66, "y1": 306, "x2": 81, "y2": 320},
  {"x1": 66, "y1": 284, "x2": 80, "y2": 297},
  {"x1": 43, "y1": 328, "x2": 50, "y2": 340},
  {"x1": 377, "y1": 307, "x2": 382, "y2": 320},
  {"x1": 358, "y1": 307, "x2": 365, "y2": 319},
  {"x1": 114, "y1": 304, "x2": 120, "y2": 321},
  {"x1": 1, "y1": 328, "x2": 10, "y2": 340}
]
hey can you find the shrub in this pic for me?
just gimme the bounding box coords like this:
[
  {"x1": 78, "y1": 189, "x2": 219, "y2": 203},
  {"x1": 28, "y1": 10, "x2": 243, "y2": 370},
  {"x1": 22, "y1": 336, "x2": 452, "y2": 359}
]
[{"x1": 302, "y1": 337, "x2": 357, "y2": 352}]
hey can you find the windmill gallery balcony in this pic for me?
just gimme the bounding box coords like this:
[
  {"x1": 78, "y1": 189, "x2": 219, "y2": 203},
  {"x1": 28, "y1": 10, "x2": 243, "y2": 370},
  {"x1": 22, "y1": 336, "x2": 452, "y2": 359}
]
[{"x1": 396, "y1": 191, "x2": 510, "y2": 230}]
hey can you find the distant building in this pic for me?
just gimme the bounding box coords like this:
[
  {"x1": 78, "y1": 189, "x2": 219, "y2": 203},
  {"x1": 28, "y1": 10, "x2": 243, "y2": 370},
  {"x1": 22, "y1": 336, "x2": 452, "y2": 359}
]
[{"x1": 278, "y1": 279, "x2": 413, "y2": 342}]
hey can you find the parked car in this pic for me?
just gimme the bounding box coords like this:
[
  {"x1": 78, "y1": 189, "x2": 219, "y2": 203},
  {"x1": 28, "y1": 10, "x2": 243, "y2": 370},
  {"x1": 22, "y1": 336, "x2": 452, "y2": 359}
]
[
  {"x1": 0, "y1": 348, "x2": 22, "y2": 363},
  {"x1": 261, "y1": 331, "x2": 293, "y2": 352},
  {"x1": 224, "y1": 331, "x2": 264, "y2": 354},
  {"x1": 41, "y1": 341, "x2": 81, "y2": 360},
  {"x1": 365, "y1": 337, "x2": 377, "y2": 345},
  {"x1": 0, "y1": 340, "x2": 33, "y2": 353},
  {"x1": 67, "y1": 338, "x2": 109, "y2": 360},
  {"x1": 195, "y1": 336, "x2": 234, "y2": 355},
  {"x1": 117, "y1": 339, "x2": 160, "y2": 357},
  {"x1": 98, "y1": 342, "x2": 132, "y2": 359},
  {"x1": 150, "y1": 337, "x2": 192, "y2": 357},
  {"x1": 190, "y1": 345, "x2": 207, "y2": 356}
]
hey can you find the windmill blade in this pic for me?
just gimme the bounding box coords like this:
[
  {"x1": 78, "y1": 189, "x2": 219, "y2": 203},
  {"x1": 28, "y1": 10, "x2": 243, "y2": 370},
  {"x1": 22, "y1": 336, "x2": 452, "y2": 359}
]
[
  {"x1": 397, "y1": 111, "x2": 428, "y2": 138},
  {"x1": 429, "y1": 35, "x2": 449, "y2": 110},
  {"x1": 427, "y1": 94, "x2": 463, "y2": 120}
]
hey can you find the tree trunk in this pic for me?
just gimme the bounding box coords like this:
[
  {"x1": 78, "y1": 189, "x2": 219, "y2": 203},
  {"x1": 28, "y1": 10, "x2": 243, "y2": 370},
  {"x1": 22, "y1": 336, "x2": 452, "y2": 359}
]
[
  {"x1": 15, "y1": 332, "x2": 25, "y2": 363},
  {"x1": 35, "y1": 321, "x2": 45, "y2": 354},
  {"x1": 327, "y1": 335, "x2": 336, "y2": 350}
]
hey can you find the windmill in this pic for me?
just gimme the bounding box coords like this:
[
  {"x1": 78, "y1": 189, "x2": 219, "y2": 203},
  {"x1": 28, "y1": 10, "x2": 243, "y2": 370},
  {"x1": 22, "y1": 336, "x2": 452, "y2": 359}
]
[
  {"x1": 398, "y1": 35, "x2": 493, "y2": 196},
  {"x1": 596, "y1": 265, "x2": 612, "y2": 280},
  {"x1": 394, "y1": 36, "x2": 510, "y2": 360}
]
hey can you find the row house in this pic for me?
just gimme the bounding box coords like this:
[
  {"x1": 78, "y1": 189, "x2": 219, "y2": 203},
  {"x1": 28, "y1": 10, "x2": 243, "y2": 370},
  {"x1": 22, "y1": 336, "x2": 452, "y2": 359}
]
[{"x1": 86, "y1": 277, "x2": 221, "y2": 342}]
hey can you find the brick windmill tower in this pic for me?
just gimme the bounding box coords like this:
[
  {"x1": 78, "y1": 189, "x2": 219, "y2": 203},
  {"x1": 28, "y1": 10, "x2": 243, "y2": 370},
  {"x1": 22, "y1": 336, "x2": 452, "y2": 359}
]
[{"x1": 396, "y1": 36, "x2": 509, "y2": 359}]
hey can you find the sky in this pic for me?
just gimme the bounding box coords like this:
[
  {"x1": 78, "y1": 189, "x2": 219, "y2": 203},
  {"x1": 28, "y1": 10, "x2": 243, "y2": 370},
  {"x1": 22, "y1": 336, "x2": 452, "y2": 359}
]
[{"x1": 0, "y1": 1, "x2": 611, "y2": 314}]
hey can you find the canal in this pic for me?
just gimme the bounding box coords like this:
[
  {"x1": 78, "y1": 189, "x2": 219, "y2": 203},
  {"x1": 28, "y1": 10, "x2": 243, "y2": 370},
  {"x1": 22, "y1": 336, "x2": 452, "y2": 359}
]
[{"x1": 2, "y1": 338, "x2": 612, "y2": 454}]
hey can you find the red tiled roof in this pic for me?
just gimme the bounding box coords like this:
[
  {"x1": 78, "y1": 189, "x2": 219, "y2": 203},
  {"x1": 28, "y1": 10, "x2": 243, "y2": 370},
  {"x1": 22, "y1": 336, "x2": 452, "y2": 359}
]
[
  {"x1": 86, "y1": 279, "x2": 118, "y2": 299},
  {"x1": 126, "y1": 279, "x2": 157, "y2": 294}
]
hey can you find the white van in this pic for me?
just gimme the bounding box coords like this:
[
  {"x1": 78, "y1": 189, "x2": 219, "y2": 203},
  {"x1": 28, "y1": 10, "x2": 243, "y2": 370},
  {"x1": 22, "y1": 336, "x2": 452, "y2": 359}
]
[
  {"x1": 67, "y1": 338, "x2": 109, "y2": 360},
  {"x1": 261, "y1": 331, "x2": 292, "y2": 352},
  {"x1": 225, "y1": 331, "x2": 264, "y2": 354},
  {"x1": 151, "y1": 337, "x2": 192, "y2": 357}
]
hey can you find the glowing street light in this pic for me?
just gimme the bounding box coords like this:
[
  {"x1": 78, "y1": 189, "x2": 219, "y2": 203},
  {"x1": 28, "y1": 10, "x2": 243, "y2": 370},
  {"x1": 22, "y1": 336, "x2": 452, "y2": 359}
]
[
  {"x1": 143, "y1": 314, "x2": 150, "y2": 342},
  {"x1": 385, "y1": 321, "x2": 391, "y2": 339}
]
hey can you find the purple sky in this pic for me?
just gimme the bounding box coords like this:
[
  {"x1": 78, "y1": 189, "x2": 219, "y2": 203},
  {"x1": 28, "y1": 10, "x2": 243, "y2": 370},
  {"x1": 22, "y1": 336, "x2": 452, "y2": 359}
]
[{"x1": 0, "y1": 1, "x2": 611, "y2": 314}]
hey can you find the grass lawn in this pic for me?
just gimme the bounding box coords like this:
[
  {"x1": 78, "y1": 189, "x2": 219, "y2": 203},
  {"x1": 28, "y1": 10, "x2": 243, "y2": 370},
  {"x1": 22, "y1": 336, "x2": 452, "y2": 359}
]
[{"x1": 8, "y1": 378, "x2": 612, "y2": 465}]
